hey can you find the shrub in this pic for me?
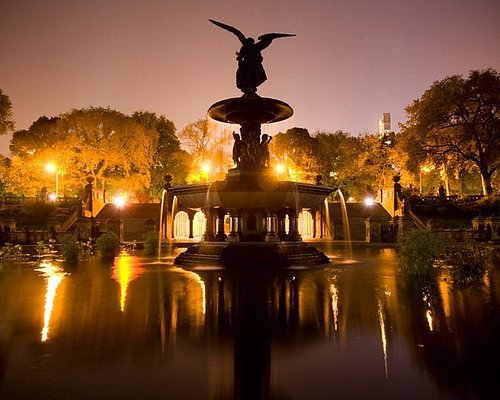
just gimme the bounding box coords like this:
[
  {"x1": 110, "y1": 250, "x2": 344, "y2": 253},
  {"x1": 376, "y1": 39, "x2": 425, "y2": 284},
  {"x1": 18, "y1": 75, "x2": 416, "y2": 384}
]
[
  {"x1": 398, "y1": 230, "x2": 443, "y2": 275},
  {"x1": 438, "y1": 245, "x2": 490, "y2": 288},
  {"x1": 143, "y1": 233, "x2": 158, "y2": 257},
  {"x1": 95, "y1": 232, "x2": 120, "y2": 260},
  {"x1": 60, "y1": 235, "x2": 80, "y2": 263}
]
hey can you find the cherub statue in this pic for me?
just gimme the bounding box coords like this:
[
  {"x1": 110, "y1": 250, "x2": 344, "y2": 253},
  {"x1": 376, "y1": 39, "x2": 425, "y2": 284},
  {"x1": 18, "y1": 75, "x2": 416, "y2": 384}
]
[
  {"x1": 209, "y1": 19, "x2": 295, "y2": 96},
  {"x1": 232, "y1": 132, "x2": 242, "y2": 166},
  {"x1": 260, "y1": 134, "x2": 272, "y2": 167}
]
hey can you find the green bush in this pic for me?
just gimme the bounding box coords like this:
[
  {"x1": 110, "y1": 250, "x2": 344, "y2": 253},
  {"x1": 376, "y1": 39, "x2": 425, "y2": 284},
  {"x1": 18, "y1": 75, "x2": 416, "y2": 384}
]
[
  {"x1": 398, "y1": 230, "x2": 443, "y2": 275},
  {"x1": 438, "y1": 245, "x2": 490, "y2": 288},
  {"x1": 143, "y1": 233, "x2": 158, "y2": 257},
  {"x1": 95, "y1": 232, "x2": 120, "y2": 260},
  {"x1": 60, "y1": 235, "x2": 80, "y2": 263}
]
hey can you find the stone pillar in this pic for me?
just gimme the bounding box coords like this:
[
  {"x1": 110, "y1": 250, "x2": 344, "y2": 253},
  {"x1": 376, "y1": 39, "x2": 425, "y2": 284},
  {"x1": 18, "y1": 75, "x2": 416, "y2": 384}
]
[
  {"x1": 277, "y1": 212, "x2": 287, "y2": 241},
  {"x1": 365, "y1": 217, "x2": 383, "y2": 243},
  {"x1": 202, "y1": 208, "x2": 215, "y2": 242},
  {"x1": 188, "y1": 215, "x2": 194, "y2": 239},
  {"x1": 215, "y1": 209, "x2": 227, "y2": 241},
  {"x1": 228, "y1": 211, "x2": 241, "y2": 242},
  {"x1": 313, "y1": 209, "x2": 318, "y2": 238},
  {"x1": 265, "y1": 212, "x2": 278, "y2": 242},
  {"x1": 288, "y1": 211, "x2": 302, "y2": 242}
]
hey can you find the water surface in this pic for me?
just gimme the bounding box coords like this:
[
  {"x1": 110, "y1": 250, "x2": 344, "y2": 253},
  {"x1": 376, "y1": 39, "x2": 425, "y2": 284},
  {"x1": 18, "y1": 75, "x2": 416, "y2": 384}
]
[{"x1": 0, "y1": 247, "x2": 498, "y2": 399}]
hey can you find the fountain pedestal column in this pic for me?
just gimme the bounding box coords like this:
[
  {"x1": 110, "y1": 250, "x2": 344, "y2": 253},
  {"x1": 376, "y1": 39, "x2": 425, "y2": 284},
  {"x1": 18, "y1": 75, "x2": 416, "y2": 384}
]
[{"x1": 202, "y1": 208, "x2": 215, "y2": 242}]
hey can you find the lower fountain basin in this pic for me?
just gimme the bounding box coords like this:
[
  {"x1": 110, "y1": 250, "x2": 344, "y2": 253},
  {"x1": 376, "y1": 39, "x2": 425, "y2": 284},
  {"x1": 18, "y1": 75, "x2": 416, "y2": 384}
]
[
  {"x1": 167, "y1": 172, "x2": 334, "y2": 267},
  {"x1": 169, "y1": 179, "x2": 333, "y2": 210},
  {"x1": 174, "y1": 241, "x2": 330, "y2": 268}
]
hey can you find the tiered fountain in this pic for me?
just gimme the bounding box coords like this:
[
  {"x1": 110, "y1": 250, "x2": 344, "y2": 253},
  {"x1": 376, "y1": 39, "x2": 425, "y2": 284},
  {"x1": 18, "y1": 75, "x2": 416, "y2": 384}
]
[{"x1": 167, "y1": 20, "x2": 334, "y2": 267}]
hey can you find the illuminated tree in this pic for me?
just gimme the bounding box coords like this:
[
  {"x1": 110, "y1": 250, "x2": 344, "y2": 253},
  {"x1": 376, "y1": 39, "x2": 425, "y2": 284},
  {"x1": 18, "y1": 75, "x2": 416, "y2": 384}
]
[
  {"x1": 271, "y1": 127, "x2": 320, "y2": 182},
  {"x1": 132, "y1": 111, "x2": 190, "y2": 198},
  {"x1": 8, "y1": 108, "x2": 159, "y2": 198},
  {"x1": 178, "y1": 118, "x2": 232, "y2": 182},
  {"x1": 0, "y1": 88, "x2": 15, "y2": 136},
  {"x1": 400, "y1": 69, "x2": 500, "y2": 195}
]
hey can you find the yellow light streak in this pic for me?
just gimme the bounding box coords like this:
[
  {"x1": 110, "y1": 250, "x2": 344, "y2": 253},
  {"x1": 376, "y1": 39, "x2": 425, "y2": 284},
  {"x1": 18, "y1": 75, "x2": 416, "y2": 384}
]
[
  {"x1": 329, "y1": 283, "x2": 339, "y2": 331},
  {"x1": 111, "y1": 253, "x2": 145, "y2": 312},
  {"x1": 35, "y1": 261, "x2": 67, "y2": 342}
]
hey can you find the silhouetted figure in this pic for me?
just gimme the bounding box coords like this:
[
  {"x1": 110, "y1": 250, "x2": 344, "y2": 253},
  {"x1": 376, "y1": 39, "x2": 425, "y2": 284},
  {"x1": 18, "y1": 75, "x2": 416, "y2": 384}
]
[
  {"x1": 259, "y1": 134, "x2": 272, "y2": 167},
  {"x1": 438, "y1": 185, "x2": 446, "y2": 200},
  {"x1": 40, "y1": 186, "x2": 48, "y2": 202},
  {"x1": 232, "y1": 132, "x2": 242, "y2": 166},
  {"x1": 209, "y1": 19, "x2": 295, "y2": 96}
]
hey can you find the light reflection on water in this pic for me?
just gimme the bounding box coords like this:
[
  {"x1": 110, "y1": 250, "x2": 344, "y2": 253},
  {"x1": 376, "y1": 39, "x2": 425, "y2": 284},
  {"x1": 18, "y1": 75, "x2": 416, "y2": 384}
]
[
  {"x1": 0, "y1": 246, "x2": 498, "y2": 399},
  {"x1": 34, "y1": 261, "x2": 68, "y2": 342}
]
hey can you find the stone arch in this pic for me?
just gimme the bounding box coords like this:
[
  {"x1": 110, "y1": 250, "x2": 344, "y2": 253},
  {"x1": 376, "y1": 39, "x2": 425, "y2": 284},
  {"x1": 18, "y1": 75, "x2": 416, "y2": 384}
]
[
  {"x1": 193, "y1": 211, "x2": 207, "y2": 238},
  {"x1": 299, "y1": 210, "x2": 314, "y2": 238},
  {"x1": 174, "y1": 211, "x2": 190, "y2": 238}
]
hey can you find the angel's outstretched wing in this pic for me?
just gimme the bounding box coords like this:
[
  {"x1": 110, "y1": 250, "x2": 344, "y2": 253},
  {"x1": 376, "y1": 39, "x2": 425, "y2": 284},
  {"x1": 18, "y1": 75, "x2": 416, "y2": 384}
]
[
  {"x1": 256, "y1": 33, "x2": 296, "y2": 50},
  {"x1": 209, "y1": 19, "x2": 246, "y2": 44}
]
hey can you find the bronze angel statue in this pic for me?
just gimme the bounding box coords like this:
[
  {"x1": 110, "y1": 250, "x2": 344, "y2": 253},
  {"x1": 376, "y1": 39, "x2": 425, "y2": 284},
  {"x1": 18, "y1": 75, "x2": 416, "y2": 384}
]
[{"x1": 209, "y1": 19, "x2": 295, "y2": 96}]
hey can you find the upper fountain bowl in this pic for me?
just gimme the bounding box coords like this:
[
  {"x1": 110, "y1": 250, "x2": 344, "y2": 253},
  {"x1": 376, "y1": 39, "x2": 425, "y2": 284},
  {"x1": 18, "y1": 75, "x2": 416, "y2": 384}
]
[{"x1": 208, "y1": 96, "x2": 293, "y2": 124}]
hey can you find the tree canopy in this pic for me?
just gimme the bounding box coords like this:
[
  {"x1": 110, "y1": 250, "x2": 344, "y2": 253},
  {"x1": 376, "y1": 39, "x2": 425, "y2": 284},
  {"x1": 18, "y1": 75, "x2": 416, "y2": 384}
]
[
  {"x1": 0, "y1": 89, "x2": 15, "y2": 135},
  {"x1": 178, "y1": 118, "x2": 233, "y2": 182},
  {"x1": 400, "y1": 69, "x2": 500, "y2": 195},
  {"x1": 8, "y1": 107, "x2": 160, "y2": 198},
  {"x1": 131, "y1": 111, "x2": 189, "y2": 198}
]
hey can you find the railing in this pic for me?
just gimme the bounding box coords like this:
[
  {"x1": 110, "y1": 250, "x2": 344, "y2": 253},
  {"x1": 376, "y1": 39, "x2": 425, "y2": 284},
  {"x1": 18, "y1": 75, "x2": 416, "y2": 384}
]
[
  {"x1": 0, "y1": 196, "x2": 81, "y2": 206},
  {"x1": 407, "y1": 209, "x2": 428, "y2": 231},
  {"x1": 60, "y1": 209, "x2": 79, "y2": 232}
]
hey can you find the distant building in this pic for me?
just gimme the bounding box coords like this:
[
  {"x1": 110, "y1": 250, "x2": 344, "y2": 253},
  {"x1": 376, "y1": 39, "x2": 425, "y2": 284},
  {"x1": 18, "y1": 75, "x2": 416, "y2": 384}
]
[{"x1": 378, "y1": 113, "x2": 391, "y2": 138}]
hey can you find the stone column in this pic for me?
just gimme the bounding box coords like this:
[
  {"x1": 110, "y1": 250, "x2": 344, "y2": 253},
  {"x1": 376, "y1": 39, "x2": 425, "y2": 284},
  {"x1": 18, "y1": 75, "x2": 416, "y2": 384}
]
[
  {"x1": 288, "y1": 211, "x2": 302, "y2": 242},
  {"x1": 228, "y1": 211, "x2": 241, "y2": 242},
  {"x1": 265, "y1": 211, "x2": 278, "y2": 242},
  {"x1": 277, "y1": 211, "x2": 287, "y2": 241},
  {"x1": 188, "y1": 215, "x2": 194, "y2": 239},
  {"x1": 202, "y1": 208, "x2": 215, "y2": 242},
  {"x1": 215, "y1": 209, "x2": 227, "y2": 241}
]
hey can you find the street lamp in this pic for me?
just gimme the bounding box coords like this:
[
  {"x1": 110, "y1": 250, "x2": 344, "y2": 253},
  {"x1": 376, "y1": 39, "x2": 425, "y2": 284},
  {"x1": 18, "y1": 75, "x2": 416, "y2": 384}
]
[
  {"x1": 275, "y1": 163, "x2": 285, "y2": 180},
  {"x1": 45, "y1": 163, "x2": 59, "y2": 199},
  {"x1": 419, "y1": 165, "x2": 434, "y2": 195},
  {"x1": 201, "y1": 161, "x2": 211, "y2": 182},
  {"x1": 113, "y1": 195, "x2": 127, "y2": 243}
]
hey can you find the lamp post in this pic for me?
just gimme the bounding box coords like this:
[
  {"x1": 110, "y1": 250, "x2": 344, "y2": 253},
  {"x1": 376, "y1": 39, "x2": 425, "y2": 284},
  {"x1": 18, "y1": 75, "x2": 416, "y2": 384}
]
[
  {"x1": 113, "y1": 195, "x2": 126, "y2": 243},
  {"x1": 419, "y1": 165, "x2": 434, "y2": 195},
  {"x1": 46, "y1": 163, "x2": 59, "y2": 198}
]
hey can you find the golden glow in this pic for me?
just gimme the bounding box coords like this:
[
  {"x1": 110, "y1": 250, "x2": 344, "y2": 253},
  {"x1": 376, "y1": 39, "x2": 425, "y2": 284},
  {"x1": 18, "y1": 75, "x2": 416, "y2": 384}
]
[
  {"x1": 111, "y1": 253, "x2": 144, "y2": 312},
  {"x1": 438, "y1": 278, "x2": 451, "y2": 323},
  {"x1": 113, "y1": 194, "x2": 127, "y2": 208},
  {"x1": 329, "y1": 283, "x2": 339, "y2": 331},
  {"x1": 420, "y1": 164, "x2": 434, "y2": 173},
  {"x1": 45, "y1": 162, "x2": 56, "y2": 173},
  {"x1": 275, "y1": 163, "x2": 286, "y2": 179},
  {"x1": 201, "y1": 161, "x2": 212, "y2": 174},
  {"x1": 35, "y1": 261, "x2": 67, "y2": 342},
  {"x1": 425, "y1": 310, "x2": 434, "y2": 331},
  {"x1": 377, "y1": 297, "x2": 388, "y2": 378},
  {"x1": 183, "y1": 269, "x2": 206, "y2": 315},
  {"x1": 364, "y1": 197, "x2": 375, "y2": 206},
  {"x1": 48, "y1": 193, "x2": 57, "y2": 202},
  {"x1": 423, "y1": 293, "x2": 434, "y2": 331}
]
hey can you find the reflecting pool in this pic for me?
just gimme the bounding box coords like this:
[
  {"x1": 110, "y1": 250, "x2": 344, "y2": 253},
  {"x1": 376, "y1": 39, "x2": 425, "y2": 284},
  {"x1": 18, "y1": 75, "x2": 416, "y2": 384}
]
[{"x1": 0, "y1": 247, "x2": 498, "y2": 399}]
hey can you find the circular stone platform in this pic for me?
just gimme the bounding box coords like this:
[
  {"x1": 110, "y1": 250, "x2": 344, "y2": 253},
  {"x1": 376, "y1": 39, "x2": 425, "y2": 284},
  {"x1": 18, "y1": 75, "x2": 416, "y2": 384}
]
[{"x1": 208, "y1": 96, "x2": 293, "y2": 124}]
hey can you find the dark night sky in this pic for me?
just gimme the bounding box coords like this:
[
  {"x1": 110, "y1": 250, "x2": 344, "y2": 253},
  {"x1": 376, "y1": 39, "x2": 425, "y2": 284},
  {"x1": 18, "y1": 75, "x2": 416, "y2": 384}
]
[{"x1": 1, "y1": 0, "x2": 499, "y2": 154}]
